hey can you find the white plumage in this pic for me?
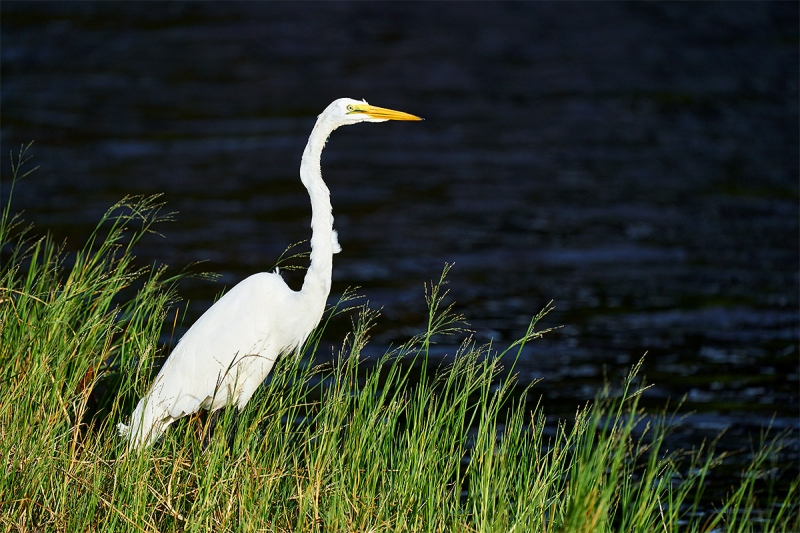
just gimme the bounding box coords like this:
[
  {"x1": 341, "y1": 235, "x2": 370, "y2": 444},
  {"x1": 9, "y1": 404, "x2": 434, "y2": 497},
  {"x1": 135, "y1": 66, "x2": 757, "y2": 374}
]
[{"x1": 118, "y1": 98, "x2": 421, "y2": 448}]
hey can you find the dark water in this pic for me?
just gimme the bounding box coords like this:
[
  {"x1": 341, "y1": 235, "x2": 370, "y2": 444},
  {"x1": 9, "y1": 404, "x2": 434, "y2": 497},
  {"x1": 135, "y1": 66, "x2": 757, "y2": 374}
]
[{"x1": 2, "y1": 1, "x2": 798, "y2": 505}]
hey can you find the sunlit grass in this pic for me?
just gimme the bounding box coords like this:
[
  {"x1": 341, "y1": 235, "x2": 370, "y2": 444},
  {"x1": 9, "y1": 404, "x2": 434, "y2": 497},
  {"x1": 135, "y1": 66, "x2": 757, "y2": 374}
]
[{"x1": 2, "y1": 146, "x2": 798, "y2": 532}]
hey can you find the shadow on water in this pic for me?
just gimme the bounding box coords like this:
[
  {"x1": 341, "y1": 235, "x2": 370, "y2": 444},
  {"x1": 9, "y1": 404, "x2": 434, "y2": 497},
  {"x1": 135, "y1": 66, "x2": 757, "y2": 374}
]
[{"x1": 2, "y1": 0, "x2": 798, "y2": 508}]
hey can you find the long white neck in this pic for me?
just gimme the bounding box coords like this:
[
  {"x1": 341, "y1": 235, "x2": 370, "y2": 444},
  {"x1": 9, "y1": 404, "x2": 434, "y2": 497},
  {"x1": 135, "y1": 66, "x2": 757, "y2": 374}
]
[{"x1": 298, "y1": 113, "x2": 341, "y2": 310}]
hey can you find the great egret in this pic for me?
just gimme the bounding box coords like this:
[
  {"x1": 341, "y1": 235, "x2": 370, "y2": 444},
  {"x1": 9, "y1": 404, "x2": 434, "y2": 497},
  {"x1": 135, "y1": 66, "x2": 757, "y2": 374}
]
[{"x1": 118, "y1": 98, "x2": 422, "y2": 448}]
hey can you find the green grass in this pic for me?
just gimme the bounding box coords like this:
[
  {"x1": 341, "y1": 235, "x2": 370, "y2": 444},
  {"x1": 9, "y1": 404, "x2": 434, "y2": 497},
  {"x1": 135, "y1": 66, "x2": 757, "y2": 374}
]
[{"x1": 1, "y1": 146, "x2": 798, "y2": 532}]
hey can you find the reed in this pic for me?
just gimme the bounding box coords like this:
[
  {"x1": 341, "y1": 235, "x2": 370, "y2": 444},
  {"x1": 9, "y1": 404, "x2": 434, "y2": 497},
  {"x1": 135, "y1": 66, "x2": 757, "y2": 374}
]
[{"x1": 1, "y1": 147, "x2": 797, "y2": 532}]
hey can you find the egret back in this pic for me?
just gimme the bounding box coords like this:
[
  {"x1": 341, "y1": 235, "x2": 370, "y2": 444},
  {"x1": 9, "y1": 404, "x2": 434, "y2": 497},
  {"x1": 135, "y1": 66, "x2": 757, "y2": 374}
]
[{"x1": 119, "y1": 272, "x2": 319, "y2": 448}]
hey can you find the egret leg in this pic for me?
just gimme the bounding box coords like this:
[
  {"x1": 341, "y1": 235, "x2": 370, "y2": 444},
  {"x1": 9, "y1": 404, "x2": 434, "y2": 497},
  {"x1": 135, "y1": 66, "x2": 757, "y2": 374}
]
[
  {"x1": 201, "y1": 411, "x2": 217, "y2": 450},
  {"x1": 201, "y1": 408, "x2": 240, "y2": 451},
  {"x1": 226, "y1": 407, "x2": 240, "y2": 450}
]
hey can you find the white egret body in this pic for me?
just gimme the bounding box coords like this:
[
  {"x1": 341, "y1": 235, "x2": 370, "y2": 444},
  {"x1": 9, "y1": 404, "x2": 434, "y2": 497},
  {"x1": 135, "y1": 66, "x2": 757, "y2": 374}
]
[{"x1": 118, "y1": 98, "x2": 421, "y2": 448}]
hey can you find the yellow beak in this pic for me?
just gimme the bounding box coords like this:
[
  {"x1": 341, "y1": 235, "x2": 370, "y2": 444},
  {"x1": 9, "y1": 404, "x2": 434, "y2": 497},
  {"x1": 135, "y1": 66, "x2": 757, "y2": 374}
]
[{"x1": 361, "y1": 104, "x2": 423, "y2": 121}]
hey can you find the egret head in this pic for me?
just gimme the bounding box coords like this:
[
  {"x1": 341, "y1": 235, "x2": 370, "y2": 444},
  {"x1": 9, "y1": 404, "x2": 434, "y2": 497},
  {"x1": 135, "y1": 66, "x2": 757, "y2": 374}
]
[{"x1": 325, "y1": 98, "x2": 423, "y2": 126}]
